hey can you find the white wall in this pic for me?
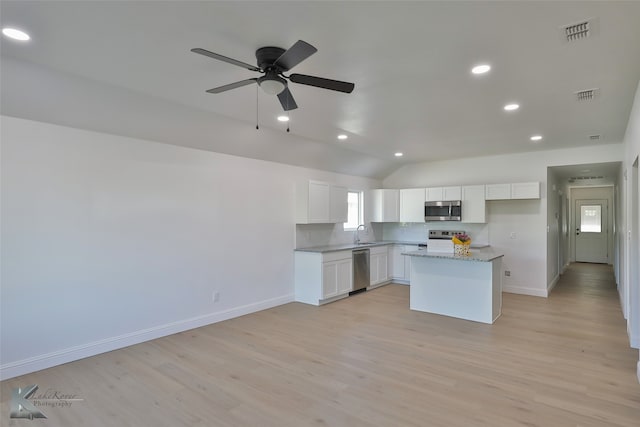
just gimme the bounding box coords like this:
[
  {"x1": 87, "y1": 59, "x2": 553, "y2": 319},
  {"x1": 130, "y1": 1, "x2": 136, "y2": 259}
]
[
  {"x1": 621, "y1": 80, "x2": 640, "y2": 377},
  {"x1": 0, "y1": 116, "x2": 381, "y2": 379},
  {"x1": 384, "y1": 144, "x2": 624, "y2": 297},
  {"x1": 546, "y1": 168, "x2": 561, "y2": 292}
]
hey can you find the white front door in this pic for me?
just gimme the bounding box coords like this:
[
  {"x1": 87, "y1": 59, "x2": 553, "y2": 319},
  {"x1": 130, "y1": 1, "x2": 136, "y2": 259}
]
[{"x1": 575, "y1": 199, "x2": 608, "y2": 263}]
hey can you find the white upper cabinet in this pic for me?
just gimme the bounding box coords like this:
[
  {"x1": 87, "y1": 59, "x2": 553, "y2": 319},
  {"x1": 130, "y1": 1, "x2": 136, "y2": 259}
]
[
  {"x1": 462, "y1": 185, "x2": 486, "y2": 223},
  {"x1": 400, "y1": 188, "x2": 426, "y2": 223},
  {"x1": 485, "y1": 183, "x2": 511, "y2": 200},
  {"x1": 366, "y1": 189, "x2": 399, "y2": 222},
  {"x1": 511, "y1": 182, "x2": 540, "y2": 199},
  {"x1": 425, "y1": 187, "x2": 443, "y2": 202},
  {"x1": 443, "y1": 186, "x2": 462, "y2": 201},
  {"x1": 426, "y1": 186, "x2": 461, "y2": 201},
  {"x1": 297, "y1": 180, "x2": 348, "y2": 224},
  {"x1": 485, "y1": 182, "x2": 540, "y2": 200}
]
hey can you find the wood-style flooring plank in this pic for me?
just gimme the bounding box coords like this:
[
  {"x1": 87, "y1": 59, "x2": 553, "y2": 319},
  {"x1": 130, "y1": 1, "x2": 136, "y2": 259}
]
[{"x1": 1, "y1": 263, "x2": 639, "y2": 426}]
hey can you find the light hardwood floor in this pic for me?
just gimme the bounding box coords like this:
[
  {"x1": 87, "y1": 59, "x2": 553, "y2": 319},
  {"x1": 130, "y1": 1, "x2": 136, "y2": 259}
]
[{"x1": 2, "y1": 263, "x2": 639, "y2": 426}]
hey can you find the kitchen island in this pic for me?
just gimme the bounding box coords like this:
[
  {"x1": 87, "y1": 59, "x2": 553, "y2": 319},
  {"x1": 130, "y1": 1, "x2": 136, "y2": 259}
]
[{"x1": 402, "y1": 248, "x2": 504, "y2": 324}]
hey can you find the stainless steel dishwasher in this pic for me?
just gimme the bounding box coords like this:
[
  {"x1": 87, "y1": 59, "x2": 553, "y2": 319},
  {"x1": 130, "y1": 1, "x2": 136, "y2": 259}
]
[{"x1": 351, "y1": 248, "x2": 370, "y2": 294}]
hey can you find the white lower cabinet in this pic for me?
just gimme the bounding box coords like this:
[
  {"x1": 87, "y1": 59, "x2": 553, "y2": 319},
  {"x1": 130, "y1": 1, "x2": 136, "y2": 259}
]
[
  {"x1": 391, "y1": 244, "x2": 418, "y2": 283},
  {"x1": 370, "y1": 245, "x2": 390, "y2": 286},
  {"x1": 323, "y1": 258, "x2": 352, "y2": 299},
  {"x1": 295, "y1": 250, "x2": 352, "y2": 305}
]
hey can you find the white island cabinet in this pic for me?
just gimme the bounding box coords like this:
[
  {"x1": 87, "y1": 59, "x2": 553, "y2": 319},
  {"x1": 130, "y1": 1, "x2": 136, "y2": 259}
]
[
  {"x1": 404, "y1": 249, "x2": 504, "y2": 324},
  {"x1": 295, "y1": 250, "x2": 352, "y2": 305}
]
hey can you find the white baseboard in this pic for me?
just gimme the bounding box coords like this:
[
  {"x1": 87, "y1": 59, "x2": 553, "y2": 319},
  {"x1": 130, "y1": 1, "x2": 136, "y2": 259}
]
[
  {"x1": 0, "y1": 294, "x2": 294, "y2": 381},
  {"x1": 503, "y1": 285, "x2": 548, "y2": 298},
  {"x1": 547, "y1": 274, "x2": 560, "y2": 295},
  {"x1": 637, "y1": 361, "x2": 640, "y2": 384}
]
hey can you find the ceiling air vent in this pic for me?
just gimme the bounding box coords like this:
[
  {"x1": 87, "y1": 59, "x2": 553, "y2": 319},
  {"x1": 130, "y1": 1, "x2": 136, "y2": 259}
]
[
  {"x1": 575, "y1": 88, "x2": 599, "y2": 101},
  {"x1": 564, "y1": 21, "x2": 590, "y2": 42},
  {"x1": 560, "y1": 18, "x2": 598, "y2": 43},
  {"x1": 589, "y1": 134, "x2": 601, "y2": 141},
  {"x1": 568, "y1": 176, "x2": 605, "y2": 182}
]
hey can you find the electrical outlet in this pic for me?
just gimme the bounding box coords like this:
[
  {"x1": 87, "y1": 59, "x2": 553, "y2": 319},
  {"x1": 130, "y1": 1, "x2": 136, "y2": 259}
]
[
  {"x1": 212, "y1": 291, "x2": 220, "y2": 303},
  {"x1": 505, "y1": 270, "x2": 511, "y2": 277},
  {"x1": 510, "y1": 232, "x2": 516, "y2": 239}
]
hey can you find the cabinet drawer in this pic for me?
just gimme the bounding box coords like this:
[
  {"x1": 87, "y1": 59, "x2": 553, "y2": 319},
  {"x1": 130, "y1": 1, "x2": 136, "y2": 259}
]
[
  {"x1": 369, "y1": 245, "x2": 390, "y2": 255},
  {"x1": 322, "y1": 250, "x2": 352, "y2": 263}
]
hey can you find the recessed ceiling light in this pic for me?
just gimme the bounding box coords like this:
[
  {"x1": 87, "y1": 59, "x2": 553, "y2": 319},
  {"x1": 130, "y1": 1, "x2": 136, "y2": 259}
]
[
  {"x1": 471, "y1": 64, "x2": 491, "y2": 75},
  {"x1": 2, "y1": 28, "x2": 30, "y2": 41},
  {"x1": 530, "y1": 135, "x2": 543, "y2": 141},
  {"x1": 277, "y1": 115, "x2": 289, "y2": 122},
  {"x1": 581, "y1": 169, "x2": 591, "y2": 173},
  {"x1": 504, "y1": 103, "x2": 520, "y2": 111},
  {"x1": 394, "y1": 152, "x2": 403, "y2": 157},
  {"x1": 337, "y1": 134, "x2": 348, "y2": 140}
]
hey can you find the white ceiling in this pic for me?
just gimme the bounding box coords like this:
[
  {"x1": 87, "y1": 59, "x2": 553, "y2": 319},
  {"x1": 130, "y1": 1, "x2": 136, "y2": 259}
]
[{"x1": 1, "y1": 1, "x2": 639, "y2": 178}]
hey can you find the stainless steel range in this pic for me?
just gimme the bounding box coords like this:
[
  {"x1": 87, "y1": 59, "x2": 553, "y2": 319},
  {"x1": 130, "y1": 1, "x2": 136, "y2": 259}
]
[{"x1": 427, "y1": 230, "x2": 466, "y2": 253}]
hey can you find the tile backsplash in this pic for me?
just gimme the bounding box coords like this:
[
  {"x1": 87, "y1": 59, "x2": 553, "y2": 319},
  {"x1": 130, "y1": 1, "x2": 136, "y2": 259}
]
[
  {"x1": 296, "y1": 222, "x2": 488, "y2": 248},
  {"x1": 382, "y1": 222, "x2": 489, "y2": 245},
  {"x1": 296, "y1": 223, "x2": 382, "y2": 248}
]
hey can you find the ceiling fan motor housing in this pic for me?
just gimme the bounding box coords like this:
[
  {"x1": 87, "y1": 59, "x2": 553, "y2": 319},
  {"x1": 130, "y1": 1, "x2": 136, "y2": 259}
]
[{"x1": 255, "y1": 46, "x2": 287, "y2": 71}]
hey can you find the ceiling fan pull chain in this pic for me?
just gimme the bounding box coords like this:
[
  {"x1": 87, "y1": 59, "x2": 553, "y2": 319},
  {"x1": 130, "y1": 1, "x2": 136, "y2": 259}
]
[
  {"x1": 255, "y1": 85, "x2": 259, "y2": 130},
  {"x1": 286, "y1": 101, "x2": 290, "y2": 132}
]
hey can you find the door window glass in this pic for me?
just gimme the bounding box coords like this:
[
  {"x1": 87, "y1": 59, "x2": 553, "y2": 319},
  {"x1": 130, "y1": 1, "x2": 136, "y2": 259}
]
[{"x1": 580, "y1": 205, "x2": 602, "y2": 232}]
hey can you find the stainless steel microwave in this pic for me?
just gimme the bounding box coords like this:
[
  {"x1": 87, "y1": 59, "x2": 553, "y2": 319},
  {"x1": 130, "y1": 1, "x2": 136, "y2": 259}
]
[{"x1": 425, "y1": 200, "x2": 462, "y2": 221}]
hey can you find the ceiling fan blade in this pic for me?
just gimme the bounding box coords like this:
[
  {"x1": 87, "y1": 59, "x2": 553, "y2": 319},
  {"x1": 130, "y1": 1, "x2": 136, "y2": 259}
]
[
  {"x1": 277, "y1": 87, "x2": 298, "y2": 111},
  {"x1": 191, "y1": 48, "x2": 261, "y2": 72},
  {"x1": 206, "y1": 78, "x2": 258, "y2": 93},
  {"x1": 289, "y1": 74, "x2": 354, "y2": 93},
  {"x1": 274, "y1": 40, "x2": 317, "y2": 71}
]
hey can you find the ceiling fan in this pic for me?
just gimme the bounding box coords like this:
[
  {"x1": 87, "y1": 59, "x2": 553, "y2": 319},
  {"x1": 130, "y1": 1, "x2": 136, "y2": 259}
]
[{"x1": 191, "y1": 40, "x2": 354, "y2": 111}]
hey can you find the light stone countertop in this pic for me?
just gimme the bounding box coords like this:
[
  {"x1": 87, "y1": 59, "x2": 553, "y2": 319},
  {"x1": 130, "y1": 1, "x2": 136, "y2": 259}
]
[
  {"x1": 294, "y1": 241, "x2": 423, "y2": 253},
  {"x1": 295, "y1": 241, "x2": 490, "y2": 254},
  {"x1": 402, "y1": 247, "x2": 504, "y2": 262}
]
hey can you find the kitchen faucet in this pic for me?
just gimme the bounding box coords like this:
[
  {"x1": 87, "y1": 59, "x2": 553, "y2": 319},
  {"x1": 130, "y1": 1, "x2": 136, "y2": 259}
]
[{"x1": 354, "y1": 224, "x2": 367, "y2": 244}]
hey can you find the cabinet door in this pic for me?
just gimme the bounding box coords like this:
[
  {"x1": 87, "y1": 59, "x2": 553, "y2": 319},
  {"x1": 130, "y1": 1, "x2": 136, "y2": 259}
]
[
  {"x1": 403, "y1": 245, "x2": 418, "y2": 282},
  {"x1": 382, "y1": 189, "x2": 400, "y2": 222},
  {"x1": 443, "y1": 186, "x2": 462, "y2": 201},
  {"x1": 309, "y1": 181, "x2": 331, "y2": 222},
  {"x1": 370, "y1": 253, "x2": 380, "y2": 285},
  {"x1": 485, "y1": 184, "x2": 511, "y2": 200},
  {"x1": 511, "y1": 182, "x2": 540, "y2": 199},
  {"x1": 462, "y1": 185, "x2": 486, "y2": 223},
  {"x1": 426, "y1": 187, "x2": 443, "y2": 202},
  {"x1": 377, "y1": 253, "x2": 389, "y2": 282},
  {"x1": 400, "y1": 188, "x2": 426, "y2": 222},
  {"x1": 322, "y1": 262, "x2": 338, "y2": 298},
  {"x1": 391, "y1": 245, "x2": 405, "y2": 279},
  {"x1": 336, "y1": 259, "x2": 353, "y2": 294},
  {"x1": 330, "y1": 185, "x2": 348, "y2": 223},
  {"x1": 365, "y1": 189, "x2": 382, "y2": 223}
]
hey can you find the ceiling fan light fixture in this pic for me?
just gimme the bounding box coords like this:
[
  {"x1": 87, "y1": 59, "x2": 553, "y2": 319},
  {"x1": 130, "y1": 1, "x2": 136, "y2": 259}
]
[{"x1": 258, "y1": 73, "x2": 286, "y2": 95}]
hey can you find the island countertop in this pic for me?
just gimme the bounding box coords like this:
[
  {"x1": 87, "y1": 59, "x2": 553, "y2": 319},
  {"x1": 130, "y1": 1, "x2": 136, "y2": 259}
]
[{"x1": 402, "y1": 247, "x2": 504, "y2": 262}]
